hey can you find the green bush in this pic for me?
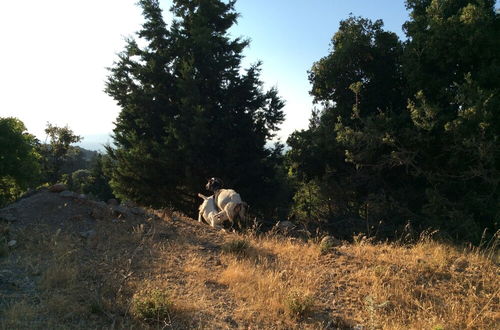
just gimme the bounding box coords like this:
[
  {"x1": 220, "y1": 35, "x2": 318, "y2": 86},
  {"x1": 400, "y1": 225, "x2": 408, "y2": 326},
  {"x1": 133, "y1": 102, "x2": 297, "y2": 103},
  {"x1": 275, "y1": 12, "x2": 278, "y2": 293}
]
[
  {"x1": 131, "y1": 289, "x2": 172, "y2": 323},
  {"x1": 285, "y1": 291, "x2": 314, "y2": 318}
]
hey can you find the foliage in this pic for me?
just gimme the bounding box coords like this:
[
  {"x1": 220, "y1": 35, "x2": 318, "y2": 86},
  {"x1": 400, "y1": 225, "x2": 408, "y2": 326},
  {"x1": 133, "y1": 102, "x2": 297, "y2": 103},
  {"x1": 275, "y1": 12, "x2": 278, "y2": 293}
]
[
  {"x1": 105, "y1": 0, "x2": 285, "y2": 216},
  {"x1": 285, "y1": 291, "x2": 314, "y2": 319},
  {"x1": 287, "y1": 16, "x2": 413, "y2": 237},
  {"x1": 64, "y1": 154, "x2": 115, "y2": 201},
  {"x1": 287, "y1": 2, "x2": 500, "y2": 242},
  {"x1": 400, "y1": 0, "x2": 500, "y2": 241},
  {"x1": 38, "y1": 123, "x2": 82, "y2": 184},
  {"x1": 131, "y1": 289, "x2": 172, "y2": 323},
  {"x1": 0, "y1": 117, "x2": 41, "y2": 207}
]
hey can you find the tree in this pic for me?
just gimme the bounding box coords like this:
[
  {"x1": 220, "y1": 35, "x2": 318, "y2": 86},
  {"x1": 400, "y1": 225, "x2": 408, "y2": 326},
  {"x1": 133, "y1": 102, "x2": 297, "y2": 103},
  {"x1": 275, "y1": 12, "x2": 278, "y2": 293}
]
[
  {"x1": 401, "y1": 0, "x2": 500, "y2": 240},
  {"x1": 287, "y1": 17, "x2": 412, "y2": 237},
  {"x1": 289, "y1": 2, "x2": 500, "y2": 242},
  {"x1": 0, "y1": 117, "x2": 41, "y2": 207},
  {"x1": 105, "y1": 0, "x2": 284, "y2": 215},
  {"x1": 39, "y1": 123, "x2": 82, "y2": 184},
  {"x1": 65, "y1": 154, "x2": 115, "y2": 201}
]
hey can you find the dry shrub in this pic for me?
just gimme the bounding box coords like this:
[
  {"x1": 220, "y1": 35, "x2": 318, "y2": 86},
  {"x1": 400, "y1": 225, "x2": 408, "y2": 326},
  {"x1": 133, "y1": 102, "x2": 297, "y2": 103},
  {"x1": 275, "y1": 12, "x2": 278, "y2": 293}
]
[{"x1": 221, "y1": 239, "x2": 249, "y2": 256}]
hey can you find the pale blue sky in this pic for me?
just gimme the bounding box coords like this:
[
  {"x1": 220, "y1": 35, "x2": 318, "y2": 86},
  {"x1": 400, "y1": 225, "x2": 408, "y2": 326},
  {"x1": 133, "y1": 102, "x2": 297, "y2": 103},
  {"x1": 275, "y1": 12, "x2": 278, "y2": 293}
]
[{"x1": 3, "y1": 0, "x2": 488, "y2": 150}]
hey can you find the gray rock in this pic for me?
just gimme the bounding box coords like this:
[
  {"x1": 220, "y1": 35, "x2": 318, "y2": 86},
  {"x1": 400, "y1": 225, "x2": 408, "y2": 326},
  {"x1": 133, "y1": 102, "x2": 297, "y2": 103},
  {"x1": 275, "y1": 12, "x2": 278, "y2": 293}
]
[
  {"x1": 122, "y1": 200, "x2": 136, "y2": 208},
  {"x1": 7, "y1": 240, "x2": 17, "y2": 247},
  {"x1": 111, "y1": 205, "x2": 130, "y2": 218},
  {"x1": 274, "y1": 220, "x2": 295, "y2": 234},
  {"x1": 276, "y1": 220, "x2": 295, "y2": 230},
  {"x1": 130, "y1": 207, "x2": 145, "y2": 215},
  {"x1": 107, "y1": 198, "x2": 119, "y2": 206},
  {"x1": 89, "y1": 207, "x2": 111, "y2": 220},
  {"x1": 94, "y1": 201, "x2": 107, "y2": 208},
  {"x1": 60, "y1": 190, "x2": 77, "y2": 198}
]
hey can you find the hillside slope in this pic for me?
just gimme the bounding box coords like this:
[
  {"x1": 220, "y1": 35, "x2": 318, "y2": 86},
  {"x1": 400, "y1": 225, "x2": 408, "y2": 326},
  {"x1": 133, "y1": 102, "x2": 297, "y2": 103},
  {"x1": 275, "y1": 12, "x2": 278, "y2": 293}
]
[{"x1": 0, "y1": 190, "x2": 498, "y2": 329}]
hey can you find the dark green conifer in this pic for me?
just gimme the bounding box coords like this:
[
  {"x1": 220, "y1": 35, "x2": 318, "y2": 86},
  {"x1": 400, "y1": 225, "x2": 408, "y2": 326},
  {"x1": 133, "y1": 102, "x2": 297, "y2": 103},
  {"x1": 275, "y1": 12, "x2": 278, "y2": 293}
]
[{"x1": 105, "y1": 0, "x2": 284, "y2": 214}]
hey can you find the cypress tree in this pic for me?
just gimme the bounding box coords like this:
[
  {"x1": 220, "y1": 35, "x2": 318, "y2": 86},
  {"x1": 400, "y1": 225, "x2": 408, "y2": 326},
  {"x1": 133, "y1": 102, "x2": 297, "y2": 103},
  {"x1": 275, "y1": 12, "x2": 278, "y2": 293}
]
[{"x1": 105, "y1": 0, "x2": 284, "y2": 214}]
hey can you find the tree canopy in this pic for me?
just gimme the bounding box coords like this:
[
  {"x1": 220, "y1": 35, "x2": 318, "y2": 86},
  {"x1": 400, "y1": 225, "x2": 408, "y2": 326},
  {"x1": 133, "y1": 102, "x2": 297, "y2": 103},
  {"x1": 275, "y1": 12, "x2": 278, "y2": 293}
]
[
  {"x1": 105, "y1": 0, "x2": 285, "y2": 215},
  {"x1": 38, "y1": 123, "x2": 83, "y2": 184},
  {"x1": 287, "y1": 1, "x2": 499, "y2": 242},
  {"x1": 0, "y1": 117, "x2": 41, "y2": 207}
]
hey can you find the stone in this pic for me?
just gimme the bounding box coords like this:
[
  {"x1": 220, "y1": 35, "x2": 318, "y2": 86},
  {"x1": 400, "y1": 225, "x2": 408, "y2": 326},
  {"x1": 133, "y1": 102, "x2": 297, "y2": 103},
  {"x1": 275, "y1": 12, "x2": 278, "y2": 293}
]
[
  {"x1": 452, "y1": 258, "x2": 469, "y2": 272},
  {"x1": 122, "y1": 200, "x2": 136, "y2": 208},
  {"x1": 276, "y1": 220, "x2": 295, "y2": 231},
  {"x1": 130, "y1": 207, "x2": 145, "y2": 215},
  {"x1": 107, "y1": 198, "x2": 119, "y2": 206},
  {"x1": 7, "y1": 240, "x2": 17, "y2": 247},
  {"x1": 49, "y1": 183, "x2": 67, "y2": 193},
  {"x1": 111, "y1": 205, "x2": 129, "y2": 219},
  {"x1": 320, "y1": 235, "x2": 341, "y2": 250},
  {"x1": 90, "y1": 207, "x2": 111, "y2": 220},
  {"x1": 60, "y1": 190, "x2": 77, "y2": 198}
]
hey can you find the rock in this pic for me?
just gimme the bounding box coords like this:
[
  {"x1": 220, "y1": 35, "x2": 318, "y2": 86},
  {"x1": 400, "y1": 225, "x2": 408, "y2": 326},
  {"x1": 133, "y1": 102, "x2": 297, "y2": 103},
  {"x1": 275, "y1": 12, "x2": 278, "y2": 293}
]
[
  {"x1": 122, "y1": 200, "x2": 136, "y2": 208},
  {"x1": 90, "y1": 207, "x2": 111, "y2": 220},
  {"x1": 78, "y1": 194, "x2": 87, "y2": 199},
  {"x1": 93, "y1": 201, "x2": 107, "y2": 208},
  {"x1": 60, "y1": 190, "x2": 77, "y2": 198},
  {"x1": 49, "y1": 183, "x2": 67, "y2": 193},
  {"x1": 452, "y1": 258, "x2": 469, "y2": 272},
  {"x1": 274, "y1": 220, "x2": 295, "y2": 234},
  {"x1": 111, "y1": 205, "x2": 129, "y2": 218},
  {"x1": 320, "y1": 235, "x2": 341, "y2": 250},
  {"x1": 107, "y1": 198, "x2": 119, "y2": 206},
  {"x1": 276, "y1": 220, "x2": 295, "y2": 230},
  {"x1": 7, "y1": 240, "x2": 17, "y2": 247},
  {"x1": 130, "y1": 207, "x2": 145, "y2": 215}
]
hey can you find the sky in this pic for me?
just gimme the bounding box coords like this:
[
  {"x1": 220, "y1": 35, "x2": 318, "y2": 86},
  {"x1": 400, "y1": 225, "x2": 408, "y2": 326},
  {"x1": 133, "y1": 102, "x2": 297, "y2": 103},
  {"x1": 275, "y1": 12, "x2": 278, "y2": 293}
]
[{"x1": 1, "y1": 1, "x2": 415, "y2": 150}]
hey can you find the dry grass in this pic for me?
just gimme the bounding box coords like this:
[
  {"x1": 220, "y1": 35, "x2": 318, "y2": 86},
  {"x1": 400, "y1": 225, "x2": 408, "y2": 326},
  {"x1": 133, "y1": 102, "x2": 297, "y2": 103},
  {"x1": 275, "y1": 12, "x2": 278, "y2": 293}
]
[
  {"x1": 218, "y1": 236, "x2": 321, "y2": 326},
  {"x1": 1, "y1": 209, "x2": 498, "y2": 329}
]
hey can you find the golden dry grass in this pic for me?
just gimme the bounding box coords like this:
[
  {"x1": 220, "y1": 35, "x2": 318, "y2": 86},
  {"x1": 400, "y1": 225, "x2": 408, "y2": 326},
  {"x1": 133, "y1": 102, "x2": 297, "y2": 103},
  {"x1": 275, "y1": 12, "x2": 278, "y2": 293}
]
[{"x1": 1, "y1": 210, "x2": 498, "y2": 329}]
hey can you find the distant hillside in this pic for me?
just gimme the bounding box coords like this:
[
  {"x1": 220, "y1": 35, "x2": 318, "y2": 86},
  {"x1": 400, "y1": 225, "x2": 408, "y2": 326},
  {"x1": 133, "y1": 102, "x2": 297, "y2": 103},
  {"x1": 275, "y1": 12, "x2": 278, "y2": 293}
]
[
  {"x1": 76, "y1": 134, "x2": 112, "y2": 152},
  {"x1": 0, "y1": 189, "x2": 498, "y2": 329},
  {"x1": 74, "y1": 146, "x2": 99, "y2": 161}
]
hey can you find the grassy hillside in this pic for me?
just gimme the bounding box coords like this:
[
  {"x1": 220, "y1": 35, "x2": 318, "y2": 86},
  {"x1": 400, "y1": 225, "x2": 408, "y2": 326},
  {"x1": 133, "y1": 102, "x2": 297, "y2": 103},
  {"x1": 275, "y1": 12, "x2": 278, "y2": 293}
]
[{"x1": 0, "y1": 191, "x2": 498, "y2": 329}]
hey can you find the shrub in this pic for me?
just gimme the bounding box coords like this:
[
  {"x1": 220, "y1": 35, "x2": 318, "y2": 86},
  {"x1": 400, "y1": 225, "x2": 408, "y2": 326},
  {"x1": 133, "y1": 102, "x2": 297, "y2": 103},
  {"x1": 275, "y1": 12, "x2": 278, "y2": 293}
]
[
  {"x1": 222, "y1": 239, "x2": 249, "y2": 256},
  {"x1": 131, "y1": 289, "x2": 172, "y2": 323},
  {"x1": 285, "y1": 291, "x2": 314, "y2": 318}
]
